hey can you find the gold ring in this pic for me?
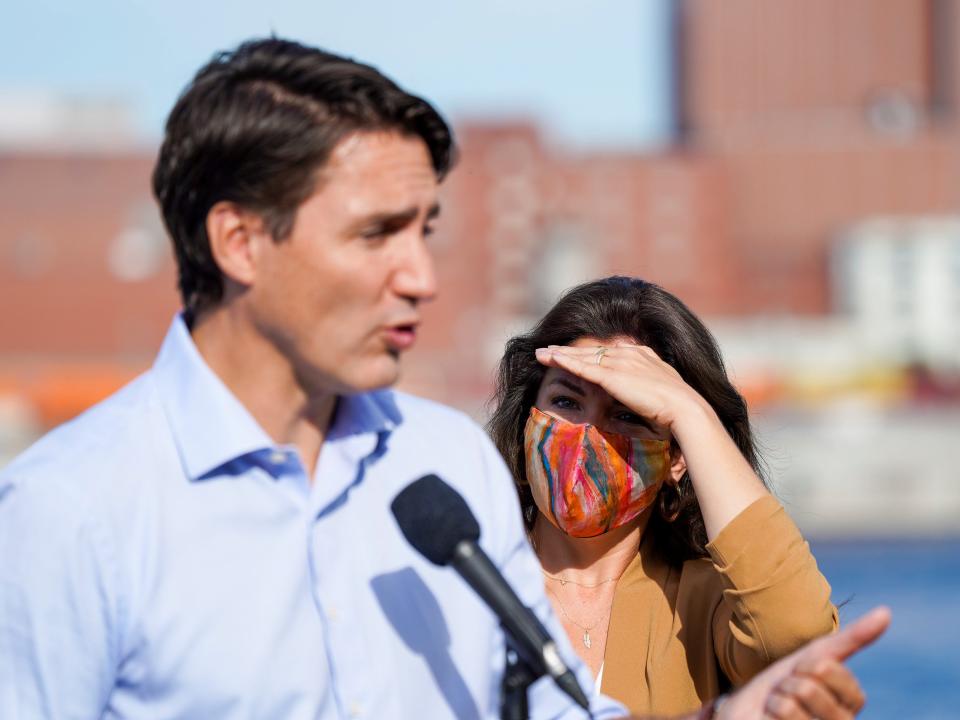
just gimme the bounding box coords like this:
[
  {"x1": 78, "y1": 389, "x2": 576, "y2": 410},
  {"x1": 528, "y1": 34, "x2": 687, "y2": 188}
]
[{"x1": 595, "y1": 347, "x2": 607, "y2": 366}]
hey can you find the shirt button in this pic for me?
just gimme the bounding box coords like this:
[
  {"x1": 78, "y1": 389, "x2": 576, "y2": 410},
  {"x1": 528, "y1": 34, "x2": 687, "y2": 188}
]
[
  {"x1": 348, "y1": 701, "x2": 363, "y2": 717},
  {"x1": 327, "y1": 606, "x2": 339, "y2": 622}
]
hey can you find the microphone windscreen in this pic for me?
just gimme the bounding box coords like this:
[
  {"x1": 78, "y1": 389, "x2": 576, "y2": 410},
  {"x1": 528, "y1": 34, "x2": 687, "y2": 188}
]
[{"x1": 391, "y1": 474, "x2": 481, "y2": 566}]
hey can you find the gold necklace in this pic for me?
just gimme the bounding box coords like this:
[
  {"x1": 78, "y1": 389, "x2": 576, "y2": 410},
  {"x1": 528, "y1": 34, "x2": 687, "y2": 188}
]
[
  {"x1": 530, "y1": 532, "x2": 623, "y2": 589},
  {"x1": 545, "y1": 584, "x2": 609, "y2": 650},
  {"x1": 540, "y1": 568, "x2": 620, "y2": 589}
]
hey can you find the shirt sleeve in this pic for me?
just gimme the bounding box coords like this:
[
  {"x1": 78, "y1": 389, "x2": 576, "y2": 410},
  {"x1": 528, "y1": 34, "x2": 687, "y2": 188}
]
[
  {"x1": 0, "y1": 471, "x2": 121, "y2": 719},
  {"x1": 473, "y1": 428, "x2": 627, "y2": 720},
  {"x1": 706, "y1": 494, "x2": 839, "y2": 685}
]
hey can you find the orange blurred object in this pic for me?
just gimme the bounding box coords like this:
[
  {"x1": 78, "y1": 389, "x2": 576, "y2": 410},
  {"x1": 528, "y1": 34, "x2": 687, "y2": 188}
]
[{"x1": 0, "y1": 363, "x2": 146, "y2": 429}]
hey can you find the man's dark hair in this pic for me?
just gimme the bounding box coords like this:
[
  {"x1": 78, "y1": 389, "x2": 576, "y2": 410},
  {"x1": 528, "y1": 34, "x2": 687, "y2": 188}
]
[
  {"x1": 487, "y1": 276, "x2": 768, "y2": 565},
  {"x1": 152, "y1": 37, "x2": 456, "y2": 315}
]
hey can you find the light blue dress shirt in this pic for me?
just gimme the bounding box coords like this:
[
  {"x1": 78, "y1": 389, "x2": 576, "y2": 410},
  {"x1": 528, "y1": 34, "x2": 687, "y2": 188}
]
[{"x1": 0, "y1": 317, "x2": 626, "y2": 720}]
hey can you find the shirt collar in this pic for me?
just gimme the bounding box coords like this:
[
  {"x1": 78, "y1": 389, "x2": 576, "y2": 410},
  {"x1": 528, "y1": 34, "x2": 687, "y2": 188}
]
[
  {"x1": 329, "y1": 390, "x2": 400, "y2": 442},
  {"x1": 153, "y1": 314, "x2": 402, "y2": 480}
]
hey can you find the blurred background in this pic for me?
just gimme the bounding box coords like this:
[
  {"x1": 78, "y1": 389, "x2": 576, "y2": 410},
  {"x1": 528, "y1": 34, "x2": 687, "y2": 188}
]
[{"x1": 1, "y1": 0, "x2": 958, "y2": 716}]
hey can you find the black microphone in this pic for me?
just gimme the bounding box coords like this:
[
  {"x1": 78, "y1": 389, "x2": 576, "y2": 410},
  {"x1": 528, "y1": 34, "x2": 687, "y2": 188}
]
[{"x1": 391, "y1": 473, "x2": 592, "y2": 713}]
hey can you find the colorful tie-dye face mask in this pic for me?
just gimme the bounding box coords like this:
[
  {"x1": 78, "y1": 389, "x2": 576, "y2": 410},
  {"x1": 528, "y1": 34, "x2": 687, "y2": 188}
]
[{"x1": 523, "y1": 406, "x2": 672, "y2": 538}]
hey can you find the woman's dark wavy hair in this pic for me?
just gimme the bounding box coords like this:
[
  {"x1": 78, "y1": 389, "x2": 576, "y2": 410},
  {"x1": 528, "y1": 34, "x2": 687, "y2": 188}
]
[
  {"x1": 152, "y1": 37, "x2": 456, "y2": 317},
  {"x1": 487, "y1": 276, "x2": 766, "y2": 565}
]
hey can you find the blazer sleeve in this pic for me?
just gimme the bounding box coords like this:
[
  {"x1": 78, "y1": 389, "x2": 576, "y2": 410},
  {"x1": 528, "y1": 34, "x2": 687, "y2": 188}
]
[{"x1": 705, "y1": 494, "x2": 839, "y2": 685}]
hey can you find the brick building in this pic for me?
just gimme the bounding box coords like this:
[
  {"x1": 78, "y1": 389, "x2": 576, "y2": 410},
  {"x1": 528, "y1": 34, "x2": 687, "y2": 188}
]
[
  {"x1": 678, "y1": 0, "x2": 960, "y2": 313},
  {"x1": 3, "y1": 0, "x2": 959, "y2": 432}
]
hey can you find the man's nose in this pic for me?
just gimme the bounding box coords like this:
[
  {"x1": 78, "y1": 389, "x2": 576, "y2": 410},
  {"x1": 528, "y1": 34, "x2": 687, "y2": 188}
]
[{"x1": 393, "y1": 232, "x2": 437, "y2": 304}]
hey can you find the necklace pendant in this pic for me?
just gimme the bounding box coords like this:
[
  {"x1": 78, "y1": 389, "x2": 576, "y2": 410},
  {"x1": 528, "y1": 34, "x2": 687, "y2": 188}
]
[{"x1": 582, "y1": 631, "x2": 591, "y2": 649}]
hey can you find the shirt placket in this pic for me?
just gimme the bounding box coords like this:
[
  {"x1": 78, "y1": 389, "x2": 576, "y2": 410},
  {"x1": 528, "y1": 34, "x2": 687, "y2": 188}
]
[{"x1": 307, "y1": 430, "x2": 384, "y2": 719}]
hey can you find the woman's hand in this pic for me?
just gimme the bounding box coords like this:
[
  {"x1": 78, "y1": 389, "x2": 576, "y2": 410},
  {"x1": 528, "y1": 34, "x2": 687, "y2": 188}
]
[
  {"x1": 535, "y1": 342, "x2": 767, "y2": 539},
  {"x1": 534, "y1": 342, "x2": 708, "y2": 433}
]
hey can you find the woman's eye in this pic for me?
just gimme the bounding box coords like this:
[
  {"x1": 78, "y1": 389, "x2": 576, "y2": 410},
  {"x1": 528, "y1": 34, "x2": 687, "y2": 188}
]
[
  {"x1": 615, "y1": 411, "x2": 648, "y2": 426},
  {"x1": 550, "y1": 395, "x2": 579, "y2": 410}
]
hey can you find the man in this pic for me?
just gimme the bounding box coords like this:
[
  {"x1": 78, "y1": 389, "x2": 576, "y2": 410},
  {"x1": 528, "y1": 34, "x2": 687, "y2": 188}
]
[{"x1": 0, "y1": 38, "x2": 884, "y2": 719}]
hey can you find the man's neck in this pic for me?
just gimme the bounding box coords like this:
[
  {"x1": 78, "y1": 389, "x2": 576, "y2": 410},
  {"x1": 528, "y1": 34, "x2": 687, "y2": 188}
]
[{"x1": 190, "y1": 307, "x2": 336, "y2": 479}]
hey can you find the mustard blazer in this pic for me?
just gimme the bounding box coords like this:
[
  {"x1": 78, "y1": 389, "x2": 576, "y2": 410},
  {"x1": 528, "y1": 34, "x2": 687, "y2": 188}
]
[{"x1": 601, "y1": 495, "x2": 838, "y2": 718}]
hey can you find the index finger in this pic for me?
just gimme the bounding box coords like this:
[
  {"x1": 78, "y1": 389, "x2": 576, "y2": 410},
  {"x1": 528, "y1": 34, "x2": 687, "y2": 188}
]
[
  {"x1": 805, "y1": 606, "x2": 891, "y2": 664},
  {"x1": 544, "y1": 343, "x2": 648, "y2": 356},
  {"x1": 535, "y1": 346, "x2": 611, "y2": 388}
]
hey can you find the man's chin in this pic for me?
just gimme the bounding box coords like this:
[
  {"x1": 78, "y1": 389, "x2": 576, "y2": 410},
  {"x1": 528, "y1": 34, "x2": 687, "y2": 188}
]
[{"x1": 340, "y1": 356, "x2": 403, "y2": 394}]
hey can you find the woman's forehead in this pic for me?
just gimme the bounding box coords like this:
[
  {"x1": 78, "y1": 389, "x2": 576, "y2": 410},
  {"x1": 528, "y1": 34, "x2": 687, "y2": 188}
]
[
  {"x1": 538, "y1": 367, "x2": 603, "y2": 398},
  {"x1": 569, "y1": 334, "x2": 635, "y2": 349}
]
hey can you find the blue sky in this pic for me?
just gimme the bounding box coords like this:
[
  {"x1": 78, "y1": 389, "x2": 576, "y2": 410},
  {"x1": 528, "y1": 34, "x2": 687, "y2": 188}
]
[{"x1": 1, "y1": 0, "x2": 673, "y2": 150}]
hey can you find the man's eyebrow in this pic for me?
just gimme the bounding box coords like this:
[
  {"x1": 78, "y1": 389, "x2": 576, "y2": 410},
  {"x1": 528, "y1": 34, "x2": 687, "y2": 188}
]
[
  {"x1": 548, "y1": 377, "x2": 585, "y2": 396},
  {"x1": 350, "y1": 203, "x2": 441, "y2": 231}
]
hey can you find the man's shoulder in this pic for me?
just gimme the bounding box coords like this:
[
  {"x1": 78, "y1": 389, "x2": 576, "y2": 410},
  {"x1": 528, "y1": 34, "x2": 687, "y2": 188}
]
[
  {"x1": 388, "y1": 389, "x2": 477, "y2": 424},
  {"x1": 1, "y1": 371, "x2": 163, "y2": 496},
  {"x1": 372, "y1": 388, "x2": 514, "y2": 499},
  {"x1": 376, "y1": 389, "x2": 490, "y2": 444}
]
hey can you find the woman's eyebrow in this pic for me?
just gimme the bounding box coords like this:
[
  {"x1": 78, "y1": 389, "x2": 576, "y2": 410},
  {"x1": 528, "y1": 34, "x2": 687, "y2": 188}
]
[{"x1": 549, "y1": 377, "x2": 585, "y2": 396}]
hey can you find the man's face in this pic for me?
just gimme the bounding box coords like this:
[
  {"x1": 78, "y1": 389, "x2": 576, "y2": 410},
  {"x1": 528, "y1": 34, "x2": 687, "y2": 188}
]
[{"x1": 248, "y1": 130, "x2": 440, "y2": 395}]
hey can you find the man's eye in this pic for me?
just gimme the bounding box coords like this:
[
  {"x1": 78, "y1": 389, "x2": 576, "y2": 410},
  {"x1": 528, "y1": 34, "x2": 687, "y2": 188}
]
[
  {"x1": 361, "y1": 227, "x2": 390, "y2": 240},
  {"x1": 423, "y1": 224, "x2": 436, "y2": 237}
]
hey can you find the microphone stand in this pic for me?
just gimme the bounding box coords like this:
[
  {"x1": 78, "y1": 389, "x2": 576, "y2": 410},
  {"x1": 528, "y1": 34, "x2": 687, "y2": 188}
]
[{"x1": 500, "y1": 644, "x2": 540, "y2": 720}]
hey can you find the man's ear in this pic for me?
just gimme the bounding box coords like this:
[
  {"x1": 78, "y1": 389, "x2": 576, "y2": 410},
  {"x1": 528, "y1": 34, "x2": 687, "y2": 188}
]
[{"x1": 205, "y1": 201, "x2": 268, "y2": 287}]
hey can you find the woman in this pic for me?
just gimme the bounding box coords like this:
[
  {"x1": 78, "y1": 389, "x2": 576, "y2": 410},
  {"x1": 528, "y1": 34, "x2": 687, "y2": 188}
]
[{"x1": 488, "y1": 276, "x2": 838, "y2": 717}]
